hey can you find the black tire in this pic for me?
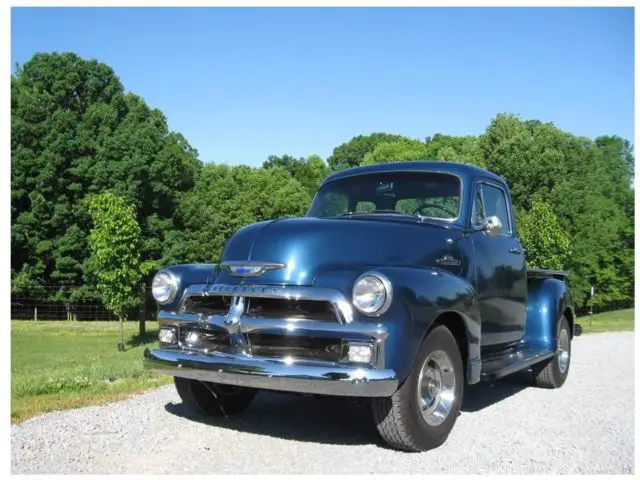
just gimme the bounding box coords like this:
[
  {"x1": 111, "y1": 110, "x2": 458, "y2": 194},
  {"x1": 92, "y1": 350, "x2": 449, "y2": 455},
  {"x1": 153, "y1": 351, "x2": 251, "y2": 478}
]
[
  {"x1": 174, "y1": 377, "x2": 257, "y2": 417},
  {"x1": 532, "y1": 315, "x2": 571, "y2": 389},
  {"x1": 371, "y1": 325, "x2": 464, "y2": 452}
]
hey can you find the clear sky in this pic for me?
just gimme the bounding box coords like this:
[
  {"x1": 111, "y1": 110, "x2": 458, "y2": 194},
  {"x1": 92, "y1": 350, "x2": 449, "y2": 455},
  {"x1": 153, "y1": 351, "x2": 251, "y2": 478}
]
[{"x1": 11, "y1": 7, "x2": 635, "y2": 166}]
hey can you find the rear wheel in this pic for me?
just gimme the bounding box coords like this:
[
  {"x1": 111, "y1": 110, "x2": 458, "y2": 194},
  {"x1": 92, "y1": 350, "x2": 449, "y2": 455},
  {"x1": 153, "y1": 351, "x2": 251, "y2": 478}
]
[
  {"x1": 174, "y1": 377, "x2": 257, "y2": 416},
  {"x1": 532, "y1": 315, "x2": 571, "y2": 389},
  {"x1": 371, "y1": 325, "x2": 464, "y2": 452}
]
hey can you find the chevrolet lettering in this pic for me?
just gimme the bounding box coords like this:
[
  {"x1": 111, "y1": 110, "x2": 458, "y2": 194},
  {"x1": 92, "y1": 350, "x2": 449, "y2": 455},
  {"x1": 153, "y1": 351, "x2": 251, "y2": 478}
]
[{"x1": 144, "y1": 161, "x2": 581, "y2": 452}]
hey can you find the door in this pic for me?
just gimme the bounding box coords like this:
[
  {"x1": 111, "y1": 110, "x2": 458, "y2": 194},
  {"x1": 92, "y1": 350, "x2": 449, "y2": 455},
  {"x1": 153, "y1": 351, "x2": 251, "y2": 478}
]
[{"x1": 470, "y1": 180, "x2": 527, "y2": 349}]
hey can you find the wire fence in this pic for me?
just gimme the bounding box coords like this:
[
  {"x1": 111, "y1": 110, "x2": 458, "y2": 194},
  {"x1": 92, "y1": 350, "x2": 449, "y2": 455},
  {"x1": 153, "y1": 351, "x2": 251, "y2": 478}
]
[
  {"x1": 11, "y1": 285, "x2": 158, "y2": 321},
  {"x1": 10, "y1": 284, "x2": 633, "y2": 321}
]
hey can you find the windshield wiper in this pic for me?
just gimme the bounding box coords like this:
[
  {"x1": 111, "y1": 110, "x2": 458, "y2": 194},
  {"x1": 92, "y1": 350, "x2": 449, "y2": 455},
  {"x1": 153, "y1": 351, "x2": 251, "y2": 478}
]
[{"x1": 331, "y1": 210, "x2": 427, "y2": 221}]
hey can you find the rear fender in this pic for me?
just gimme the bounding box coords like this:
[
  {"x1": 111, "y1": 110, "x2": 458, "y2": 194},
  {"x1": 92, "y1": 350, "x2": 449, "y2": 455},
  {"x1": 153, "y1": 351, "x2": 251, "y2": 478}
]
[{"x1": 524, "y1": 277, "x2": 574, "y2": 350}]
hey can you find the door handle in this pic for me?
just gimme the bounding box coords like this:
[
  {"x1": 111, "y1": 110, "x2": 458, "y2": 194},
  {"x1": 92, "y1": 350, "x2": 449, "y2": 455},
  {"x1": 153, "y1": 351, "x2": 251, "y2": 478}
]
[{"x1": 509, "y1": 248, "x2": 524, "y2": 254}]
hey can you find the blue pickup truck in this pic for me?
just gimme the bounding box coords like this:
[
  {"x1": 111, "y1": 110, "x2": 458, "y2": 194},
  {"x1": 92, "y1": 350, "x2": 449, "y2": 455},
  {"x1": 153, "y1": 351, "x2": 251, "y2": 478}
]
[{"x1": 144, "y1": 161, "x2": 581, "y2": 452}]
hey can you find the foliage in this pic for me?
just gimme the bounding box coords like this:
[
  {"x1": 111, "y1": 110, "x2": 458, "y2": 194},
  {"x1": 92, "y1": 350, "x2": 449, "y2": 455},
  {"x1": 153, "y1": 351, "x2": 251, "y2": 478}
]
[
  {"x1": 86, "y1": 192, "x2": 152, "y2": 318},
  {"x1": 262, "y1": 153, "x2": 329, "y2": 198},
  {"x1": 517, "y1": 200, "x2": 571, "y2": 270},
  {"x1": 362, "y1": 137, "x2": 429, "y2": 165},
  {"x1": 167, "y1": 163, "x2": 311, "y2": 264},
  {"x1": 327, "y1": 132, "x2": 405, "y2": 171},
  {"x1": 424, "y1": 133, "x2": 486, "y2": 167},
  {"x1": 10, "y1": 52, "x2": 635, "y2": 314},
  {"x1": 11, "y1": 52, "x2": 200, "y2": 301}
]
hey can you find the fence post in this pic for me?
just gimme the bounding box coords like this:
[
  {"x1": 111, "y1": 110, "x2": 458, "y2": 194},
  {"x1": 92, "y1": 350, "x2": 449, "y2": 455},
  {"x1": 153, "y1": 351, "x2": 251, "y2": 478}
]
[
  {"x1": 34, "y1": 307, "x2": 37, "y2": 321},
  {"x1": 139, "y1": 283, "x2": 146, "y2": 337}
]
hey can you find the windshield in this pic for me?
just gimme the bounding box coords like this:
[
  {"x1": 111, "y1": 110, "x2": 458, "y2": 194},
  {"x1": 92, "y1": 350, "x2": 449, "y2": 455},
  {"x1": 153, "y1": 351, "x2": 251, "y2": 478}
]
[{"x1": 307, "y1": 171, "x2": 461, "y2": 220}]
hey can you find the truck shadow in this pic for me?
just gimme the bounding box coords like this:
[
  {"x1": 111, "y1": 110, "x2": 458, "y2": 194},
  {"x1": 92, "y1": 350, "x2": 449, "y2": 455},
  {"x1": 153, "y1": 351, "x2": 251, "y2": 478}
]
[
  {"x1": 164, "y1": 371, "x2": 532, "y2": 447},
  {"x1": 461, "y1": 370, "x2": 532, "y2": 412},
  {"x1": 165, "y1": 392, "x2": 377, "y2": 446}
]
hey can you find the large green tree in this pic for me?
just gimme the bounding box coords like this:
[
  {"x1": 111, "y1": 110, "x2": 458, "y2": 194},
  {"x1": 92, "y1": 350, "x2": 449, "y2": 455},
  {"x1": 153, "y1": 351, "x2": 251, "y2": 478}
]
[
  {"x1": 327, "y1": 132, "x2": 405, "y2": 171},
  {"x1": 262, "y1": 154, "x2": 330, "y2": 198},
  {"x1": 11, "y1": 52, "x2": 200, "y2": 301},
  {"x1": 167, "y1": 163, "x2": 311, "y2": 264},
  {"x1": 479, "y1": 114, "x2": 634, "y2": 308}
]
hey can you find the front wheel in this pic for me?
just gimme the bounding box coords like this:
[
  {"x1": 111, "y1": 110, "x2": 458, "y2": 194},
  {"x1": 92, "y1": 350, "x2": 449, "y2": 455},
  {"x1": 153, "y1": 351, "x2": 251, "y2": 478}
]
[
  {"x1": 174, "y1": 377, "x2": 258, "y2": 417},
  {"x1": 371, "y1": 325, "x2": 464, "y2": 452},
  {"x1": 532, "y1": 314, "x2": 571, "y2": 389}
]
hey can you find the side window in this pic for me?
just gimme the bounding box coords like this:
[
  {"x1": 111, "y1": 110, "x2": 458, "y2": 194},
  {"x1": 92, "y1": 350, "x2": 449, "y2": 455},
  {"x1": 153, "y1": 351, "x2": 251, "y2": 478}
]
[
  {"x1": 471, "y1": 188, "x2": 485, "y2": 227},
  {"x1": 481, "y1": 184, "x2": 510, "y2": 234}
]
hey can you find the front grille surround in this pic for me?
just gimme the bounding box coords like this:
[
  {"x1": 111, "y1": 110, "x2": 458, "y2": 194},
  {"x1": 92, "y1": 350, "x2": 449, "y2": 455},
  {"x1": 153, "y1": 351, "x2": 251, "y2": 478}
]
[{"x1": 162, "y1": 284, "x2": 388, "y2": 368}]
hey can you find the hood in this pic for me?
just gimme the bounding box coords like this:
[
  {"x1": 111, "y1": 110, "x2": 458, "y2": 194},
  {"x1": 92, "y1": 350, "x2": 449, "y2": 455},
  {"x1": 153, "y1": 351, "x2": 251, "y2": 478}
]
[{"x1": 217, "y1": 216, "x2": 462, "y2": 286}]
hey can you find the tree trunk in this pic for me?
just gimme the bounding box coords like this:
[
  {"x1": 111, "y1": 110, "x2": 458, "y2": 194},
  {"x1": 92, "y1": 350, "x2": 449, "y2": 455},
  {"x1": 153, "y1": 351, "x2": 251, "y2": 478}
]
[{"x1": 118, "y1": 315, "x2": 126, "y2": 352}]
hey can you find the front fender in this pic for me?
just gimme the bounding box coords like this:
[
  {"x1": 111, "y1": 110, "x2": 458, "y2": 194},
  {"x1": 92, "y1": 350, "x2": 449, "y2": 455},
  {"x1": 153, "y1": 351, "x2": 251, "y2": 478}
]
[
  {"x1": 313, "y1": 267, "x2": 481, "y2": 384},
  {"x1": 156, "y1": 263, "x2": 218, "y2": 312}
]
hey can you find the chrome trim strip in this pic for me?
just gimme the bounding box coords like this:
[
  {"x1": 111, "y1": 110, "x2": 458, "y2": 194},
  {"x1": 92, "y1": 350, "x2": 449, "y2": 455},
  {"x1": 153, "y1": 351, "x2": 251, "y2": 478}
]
[
  {"x1": 179, "y1": 283, "x2": 354, "y2": 323},
  {"x1": 158, "y1": 310, "x2": 388, "y2": 340},
  {"x1": 143, "y1": 347, "x2": 398, "y2": 397},
  {"x1": 221, "y1": 261, "x2": 286, "y2": 277}
]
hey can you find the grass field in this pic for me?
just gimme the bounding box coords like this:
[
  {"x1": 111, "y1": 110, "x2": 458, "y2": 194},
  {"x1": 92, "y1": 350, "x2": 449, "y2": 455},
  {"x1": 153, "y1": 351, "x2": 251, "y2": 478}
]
[
  {"x1": 11, "y1": 320, "x2": 171, "y2": 424},
  {"x1": 579, "y1": 308, "x2": 635, "y2": 334},
  {"x1": 10, "y1": 308, "x2": 635, "y2": 424}
]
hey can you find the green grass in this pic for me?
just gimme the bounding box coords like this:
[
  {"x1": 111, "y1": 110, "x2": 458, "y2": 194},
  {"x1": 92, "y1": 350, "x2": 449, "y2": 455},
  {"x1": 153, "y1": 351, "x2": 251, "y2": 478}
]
[
  {"x1": 11, "y1": 308, "x2": 634, "y2": 423},
  {"x1": 11, "y1": 320, "x2": 171, "y2": 424},
  {"x1": 578, "y1": 308, "x2": 635, "y2": 333}
]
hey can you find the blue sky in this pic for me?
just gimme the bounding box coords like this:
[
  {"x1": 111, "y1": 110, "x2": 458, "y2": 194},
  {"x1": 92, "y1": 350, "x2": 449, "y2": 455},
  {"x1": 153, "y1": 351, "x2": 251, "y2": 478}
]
[{"x1": 11, "y1": 7, "x2": 634, "y2": 166}]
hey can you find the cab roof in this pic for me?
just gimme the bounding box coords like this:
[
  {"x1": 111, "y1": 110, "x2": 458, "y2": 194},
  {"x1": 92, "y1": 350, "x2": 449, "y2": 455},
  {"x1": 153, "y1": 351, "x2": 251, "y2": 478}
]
[{"x1": 321, "y1": 161, "x2": 506, "y2": 187}]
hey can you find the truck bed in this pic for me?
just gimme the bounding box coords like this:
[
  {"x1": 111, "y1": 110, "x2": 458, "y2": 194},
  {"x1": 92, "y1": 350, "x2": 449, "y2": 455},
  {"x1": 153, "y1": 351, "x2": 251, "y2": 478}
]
[{"x1": 527, "y1": 268, "x2": 569, "y2": 280}]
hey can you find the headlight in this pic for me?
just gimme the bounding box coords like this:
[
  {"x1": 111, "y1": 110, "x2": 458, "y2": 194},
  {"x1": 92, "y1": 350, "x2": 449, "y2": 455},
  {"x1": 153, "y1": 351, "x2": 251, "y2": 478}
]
[
  {"x1": 352, "y1": 272, "x2": 392, "y2": 316},
  {"x1": 151, "y1": 270, "x2": 178, "y2": 304}
]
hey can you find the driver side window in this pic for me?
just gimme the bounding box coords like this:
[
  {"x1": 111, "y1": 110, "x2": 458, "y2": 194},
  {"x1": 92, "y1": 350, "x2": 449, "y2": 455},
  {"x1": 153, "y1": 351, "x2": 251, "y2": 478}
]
[
  {"x1": 471, "y1": 183, "x2": 510, "y2": 234},
  {"x1": 471, "y1": 189, "x2": 485, "y2": 227}
]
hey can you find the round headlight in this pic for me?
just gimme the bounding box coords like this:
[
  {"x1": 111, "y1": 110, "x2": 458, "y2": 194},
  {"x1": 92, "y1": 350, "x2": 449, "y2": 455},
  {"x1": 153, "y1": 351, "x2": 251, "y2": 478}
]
[
  {"x1": 152, "y1": 270, "x2": 178, "y2": 304},
  {"x1": 352, "y1": 272, "x2": 392, "y2": 316}
]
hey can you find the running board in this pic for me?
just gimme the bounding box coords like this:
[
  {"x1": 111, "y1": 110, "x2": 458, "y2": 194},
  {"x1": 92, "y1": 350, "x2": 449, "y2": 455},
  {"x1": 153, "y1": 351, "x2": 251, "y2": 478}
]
[{"x1": 480, "y1": 346, "x2": 555, "y2": 381}]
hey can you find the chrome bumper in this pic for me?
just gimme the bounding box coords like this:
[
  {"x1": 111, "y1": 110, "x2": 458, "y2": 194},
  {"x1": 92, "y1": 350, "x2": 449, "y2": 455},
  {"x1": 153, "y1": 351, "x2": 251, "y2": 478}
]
[{"x1": 143, "y1": 347, "x2": 398, "y2": 397}]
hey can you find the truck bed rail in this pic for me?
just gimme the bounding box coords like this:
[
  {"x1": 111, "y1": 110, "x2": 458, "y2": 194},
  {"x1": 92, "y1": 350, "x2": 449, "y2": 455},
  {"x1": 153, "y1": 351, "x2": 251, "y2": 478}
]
[{"x1": 527, "y1": 268, "x2": 570, "y2": 279}]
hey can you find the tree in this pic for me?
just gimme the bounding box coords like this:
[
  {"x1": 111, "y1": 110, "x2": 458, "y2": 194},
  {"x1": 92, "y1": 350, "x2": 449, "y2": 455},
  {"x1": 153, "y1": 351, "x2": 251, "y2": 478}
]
[
  {"x1": 327, "y1": 133, "x2": 405, "y2": 171},
  {"x1": 362, "y1": 137, "x2": 429, "y2": 165},
  {"x1": 11, "y1": 52, "x2": 200, "y2": 301},
  {"x1": 263, "y1": 154, "x2": 330, "y2": 198},
  {"x1": 167, "y1": 164, "x2": 311, "y2": 264},
  {"x1": 424, "y1": 133, "x2": 485, "y2": 167},
  {"x1": 87, "y1": 192, "x2": 153, "y2": 350},
  {"x1": 478, "y1": 113, "x2": 634, "y2": 308},
  {"x1": 517, "y1": 201, "x2": 571, "y2": 270}
]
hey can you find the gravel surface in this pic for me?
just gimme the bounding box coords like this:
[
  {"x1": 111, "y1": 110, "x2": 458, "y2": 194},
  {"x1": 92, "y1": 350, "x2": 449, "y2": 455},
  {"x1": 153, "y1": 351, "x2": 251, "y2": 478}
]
[{"x1": 12, "y1": 331, "x2": 635, "y2": 474}]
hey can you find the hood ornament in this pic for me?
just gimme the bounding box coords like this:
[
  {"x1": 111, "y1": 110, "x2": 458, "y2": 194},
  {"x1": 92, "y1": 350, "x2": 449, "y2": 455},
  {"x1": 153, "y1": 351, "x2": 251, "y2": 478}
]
[{"x1": 221, "y1": 261, "x2": 286, "y2": 278}]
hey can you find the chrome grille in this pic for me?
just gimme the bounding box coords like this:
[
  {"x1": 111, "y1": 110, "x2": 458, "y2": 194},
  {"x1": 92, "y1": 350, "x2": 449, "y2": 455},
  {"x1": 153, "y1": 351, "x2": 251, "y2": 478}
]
[
  {"x1": 181, "y1": 290, "x2": 341, "y2": 323},
  {"x1": 177, "y1": 323, "x2": 232, "y2": 352},
  {"x1": 245, "y1": 297, "x2": 337, "y2": 322}
]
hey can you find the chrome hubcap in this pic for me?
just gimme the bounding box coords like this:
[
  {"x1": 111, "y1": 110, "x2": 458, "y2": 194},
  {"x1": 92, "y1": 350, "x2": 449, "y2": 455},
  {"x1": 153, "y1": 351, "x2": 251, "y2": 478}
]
[
  {"x1": 417, "y1": 350, "x2": 456, "y2": 426},
  {"x1": 557, "y1": 328, "x2": 570, "y2": 374}
]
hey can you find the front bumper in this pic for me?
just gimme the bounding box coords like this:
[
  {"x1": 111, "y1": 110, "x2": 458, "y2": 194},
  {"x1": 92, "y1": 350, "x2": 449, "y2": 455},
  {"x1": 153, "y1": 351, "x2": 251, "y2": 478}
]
[
  {"x1": 143, "y1": 347, "x2": 398, "y2": 397},
  {"x1": 146, "y1": 282, "x2": 399, "y2": 397}
]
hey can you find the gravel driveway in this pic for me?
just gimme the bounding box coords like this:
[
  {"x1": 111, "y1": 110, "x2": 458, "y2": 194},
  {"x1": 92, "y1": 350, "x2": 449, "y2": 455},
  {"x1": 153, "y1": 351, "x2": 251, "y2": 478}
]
[{"x1": 12, "y1": 331, "x2": 635, "y2": 474}]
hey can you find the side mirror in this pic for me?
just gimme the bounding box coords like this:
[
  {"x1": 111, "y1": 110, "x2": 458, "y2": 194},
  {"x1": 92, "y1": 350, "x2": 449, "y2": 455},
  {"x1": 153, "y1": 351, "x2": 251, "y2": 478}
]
[{"x1": 482, "y1": 215, "x2": 502, "y2": 237}]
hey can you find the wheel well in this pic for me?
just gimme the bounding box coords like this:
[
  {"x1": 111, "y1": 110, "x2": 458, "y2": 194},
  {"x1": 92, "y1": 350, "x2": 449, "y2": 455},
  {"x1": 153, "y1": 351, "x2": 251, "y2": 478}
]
[
  {"x1": 429, "y1": 311, "x2": 468, "y2": 379},
  {"x1": 563, "y1": 307, "x2": 575, "y2": 338}
]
